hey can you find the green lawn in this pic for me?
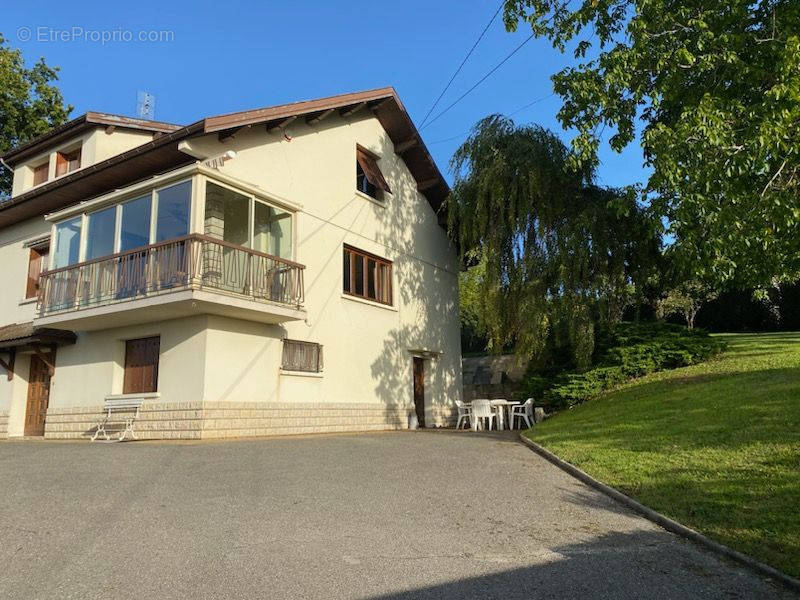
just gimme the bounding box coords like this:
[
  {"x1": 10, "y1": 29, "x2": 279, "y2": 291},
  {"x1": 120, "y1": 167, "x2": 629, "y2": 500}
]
[{"x1": 525, "y1": 332, "x2": 800, "y2": 578}]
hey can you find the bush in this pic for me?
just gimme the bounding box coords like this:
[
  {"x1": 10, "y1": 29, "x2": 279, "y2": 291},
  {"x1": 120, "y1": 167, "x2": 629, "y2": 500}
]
[{"x1": 524, "y1": 322, "x2": 726, "y2": 411}]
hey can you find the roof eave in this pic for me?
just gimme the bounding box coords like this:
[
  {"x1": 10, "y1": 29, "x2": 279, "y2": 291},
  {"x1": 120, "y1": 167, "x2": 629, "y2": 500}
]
[{"x1": 1, "y1": 112, "x2": 183, "y2": 166}]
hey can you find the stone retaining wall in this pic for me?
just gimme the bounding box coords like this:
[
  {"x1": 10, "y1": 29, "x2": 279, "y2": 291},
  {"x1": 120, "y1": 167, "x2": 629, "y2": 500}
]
[
  {"x1": 0, "y1": 412, "x2": 8, "y2": 439},
  {"x1": 43, "y1": 401, "x2": 452, "y2": 440}
]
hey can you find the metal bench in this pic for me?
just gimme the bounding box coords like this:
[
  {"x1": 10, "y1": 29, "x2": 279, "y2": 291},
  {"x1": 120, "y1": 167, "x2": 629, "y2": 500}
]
[{"x1": 92, "y1": 397, "x2": 144, "y2": 442}]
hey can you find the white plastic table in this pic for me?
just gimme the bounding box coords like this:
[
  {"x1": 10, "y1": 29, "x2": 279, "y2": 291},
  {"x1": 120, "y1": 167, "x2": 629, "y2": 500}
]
[{"x1": 489, "y1": 399, "x2": 520, "y2": 430}]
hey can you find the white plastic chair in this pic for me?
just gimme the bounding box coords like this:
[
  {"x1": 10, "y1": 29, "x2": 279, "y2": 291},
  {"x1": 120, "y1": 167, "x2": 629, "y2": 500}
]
[
  {"x1": 511, "y1": 398, "x2": 534, "y2": 429},
  {"x1": 471, "y1": 399, "x2": 495, "y2": 431},
  {"x1": 455, "y1": 399, "x2": 472, "y2": 430}
]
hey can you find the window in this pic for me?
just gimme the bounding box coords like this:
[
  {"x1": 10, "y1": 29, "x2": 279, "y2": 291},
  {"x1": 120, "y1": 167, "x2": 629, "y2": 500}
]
[
  {"x1": 282, "y1": 339, "x2": 323, "y2": 373},
  {"x1": 205, "y1": 182, "x2": 250, "y2": 246},
  {"x1": 33, "y1": 162, "x2": 49, "y2": 186},
  {"x1": 25, "y1": 245, "x2": 49, "y2": 299},
  {"x1": 356, "y1": 146, "x2": 391, "y2": 200},
  {"x1": 155, "y1": 181, "x2": 191, "y2": 242},
  {"x1": 254, "y1": 201, "x2": 292, "y2": 259},
  {"x1": 119, "y1": 195, "x2": 152, "y2": 251},
  {"x1": 52, "y1": 217, "x2": 82, "y2": 269},
  {"x1": 123, "y1": 336, "x2": 160, "y2": 394},
  {"x1": 343, "y1": 245, "x2": 392, "y2": 305},
  {"x1": 55, "y1": 147, "x2": 81, "y2": 177},
  {"x1": 85, "y1": 206, "x2": 116, "y2": 260},
  {"x1": 204, "y1": 181, "x2": 294, "y2": 260}
]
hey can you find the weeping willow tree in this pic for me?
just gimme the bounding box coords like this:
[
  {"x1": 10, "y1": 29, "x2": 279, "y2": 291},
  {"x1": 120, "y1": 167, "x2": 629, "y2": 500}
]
[{"x1": 448, "y1": 116, "x2": 661, "y2": 367}]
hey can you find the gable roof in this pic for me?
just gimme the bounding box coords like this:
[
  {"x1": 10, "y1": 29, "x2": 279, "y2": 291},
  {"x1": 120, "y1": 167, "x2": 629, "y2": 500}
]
[
  {"x1": 1, "y1": 112, "x2": 182, "y2": 166},
  {"x1": 0, "y1": 87, "x2": 450, "y2": 228}
]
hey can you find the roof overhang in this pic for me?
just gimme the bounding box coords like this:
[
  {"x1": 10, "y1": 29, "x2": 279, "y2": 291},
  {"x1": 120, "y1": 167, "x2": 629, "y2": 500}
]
[
  {"x1": 0, "y1": 87, "x2": 450, "y2": 229},
  {"x1": 202, "y1": 87, "x2": 450, "y2": 216},
  {"x1": 0, "y1": 322, "x2": 77, "y2": 351},
  {"x1": 0, "y1": 123, "x2": 203, "y2": 228},
  {"x1": 1, "y1": 112, "x2": 182, "y2": 166}
]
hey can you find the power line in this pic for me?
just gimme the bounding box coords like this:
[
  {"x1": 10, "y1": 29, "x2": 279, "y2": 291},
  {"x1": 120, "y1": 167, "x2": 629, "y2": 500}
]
[
  {"x1": 419, "y1": 2, "x2": 504, "y2": 129},
  {"x1": 508, "y1": 92, "x2": 555, "y2": 117},
  {"x1": 421, "y1": 33, "x2": 535, "y2": 131},
  {"x1": 426, "y1": 92, "x2": 554, "y2": 145}
]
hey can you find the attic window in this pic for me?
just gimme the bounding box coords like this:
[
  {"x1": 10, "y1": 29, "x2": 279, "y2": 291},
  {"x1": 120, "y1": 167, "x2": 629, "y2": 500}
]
[
  {"x1": 32, "y1": 162, "x2": 49, "y2": 186},
  {"x1": 356, "y1": 145, "x2": 391, "y2": 200},
  {"x1": 55, "y1": 147, "x2": 81, "y2": 177}
]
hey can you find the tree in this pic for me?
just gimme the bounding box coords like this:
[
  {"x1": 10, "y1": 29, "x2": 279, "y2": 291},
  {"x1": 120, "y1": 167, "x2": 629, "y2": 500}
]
[
  {"x1": 448, "y1": 115, "x2": 662, "y2": 365},
  {"x1": 458, "y1": 250, "x2": 493, "y2": 353},
  {"x1": 0, "y1": 34, "x2": 72, "y2": 196},
  {"x1": 657, "y1": 281, "x2": 719, "y2": 329},
  {"x1": 503, "y1": 0, "x2": 800, "y2": 288}
]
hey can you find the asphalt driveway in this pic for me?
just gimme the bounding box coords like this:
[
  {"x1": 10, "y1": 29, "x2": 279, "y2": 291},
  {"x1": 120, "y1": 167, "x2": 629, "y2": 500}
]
[{"x1": 0, "y1": 431, "x2": 793, "y2": 599}]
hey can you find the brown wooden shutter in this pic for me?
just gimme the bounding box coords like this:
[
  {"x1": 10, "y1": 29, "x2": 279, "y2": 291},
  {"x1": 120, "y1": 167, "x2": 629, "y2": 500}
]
[
  {"x1": 33, "y1": 163, "x2": 49, "y2": 185},
  {"x1": 356, "y1": 146, "x2": 391, "y2": 193},
  {"x1": 55, "y1": 153, "x2": 68, "y2": 177},
  {"x1": 123, "y1": 336, "x2": 160, "y2": 394},
  {"x1": 55, "y1": 148, "x2": 81, "y2": 177},
  {"x1": 281, "y1": 339, "x2": 323, "y2": 372},
  {"x1": 26, "y1": 247, "x2": 48, "y2": 299},
  {"x1": 68, "y1": 147, "x2": 81, "y2": 172}
]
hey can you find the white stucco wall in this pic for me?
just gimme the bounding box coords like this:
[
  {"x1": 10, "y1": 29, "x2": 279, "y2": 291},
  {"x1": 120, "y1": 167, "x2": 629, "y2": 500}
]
[
  {"x1": 28, "y1": 315, "x2": 208, "y2": 428},
  {"x1": 182, "y1": 112, "x2": 462, "y2": 420},
  {"x1": 0, "y1": 216, "x2": 51, "y2": 323}
]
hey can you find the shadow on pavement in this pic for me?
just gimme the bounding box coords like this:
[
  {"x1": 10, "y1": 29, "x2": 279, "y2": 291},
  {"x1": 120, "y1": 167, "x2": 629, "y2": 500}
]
[{"x1": 363, "y1": 529, "x2": 790, "y2": 600}]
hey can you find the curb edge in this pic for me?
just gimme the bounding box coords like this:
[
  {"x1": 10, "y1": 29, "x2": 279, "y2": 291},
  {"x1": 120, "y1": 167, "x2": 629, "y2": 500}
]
[{"x1": 518, "y1": 433, "x2": 800, "y2": 594}]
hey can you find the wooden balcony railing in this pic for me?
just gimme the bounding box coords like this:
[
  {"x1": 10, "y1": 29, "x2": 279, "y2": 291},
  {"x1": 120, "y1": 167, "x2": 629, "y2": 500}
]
[{"x1": 37, "y1": 234, "x2": 305, "y2": 316}]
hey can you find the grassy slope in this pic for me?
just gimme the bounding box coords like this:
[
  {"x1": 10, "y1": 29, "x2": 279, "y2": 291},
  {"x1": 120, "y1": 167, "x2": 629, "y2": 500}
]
[{"x1": 526, "y1": 332, "x2": 800, "y2": 578}]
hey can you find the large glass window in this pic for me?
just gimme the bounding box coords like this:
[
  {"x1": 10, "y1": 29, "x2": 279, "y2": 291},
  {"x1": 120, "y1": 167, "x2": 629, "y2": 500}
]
[
  {"x1": 85, "y1": 206, "x2": 116, "y2": 260},
  {"x1": 205, "y1": 182, "x2": 250, "y2": 246},
  {"x1": 254, "y1": 201, "x2": 292, "y2": 259},
  {"x1": 155, "y1": 181, "x2": 191, "y2": 242},
  {"x1": 53, "y1": 217, "x2": 82, "y2": 269},
  {"x1": 120, "y1": 195, "x2": 152, "y2": 251},
  {"x1": 50, "y1": 177, "x2": 297, "y2": 272}
]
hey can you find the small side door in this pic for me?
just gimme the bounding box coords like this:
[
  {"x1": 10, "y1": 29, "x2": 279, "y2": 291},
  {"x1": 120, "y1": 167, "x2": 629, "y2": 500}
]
[{"x1": 413, "y1": 357, "x2": 425, "y2": 428}]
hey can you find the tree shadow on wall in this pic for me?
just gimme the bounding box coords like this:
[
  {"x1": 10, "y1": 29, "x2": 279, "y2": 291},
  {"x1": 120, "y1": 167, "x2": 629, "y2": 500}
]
[{"x1": 367, "y1": 137, "x2": 461, "y2": 426}]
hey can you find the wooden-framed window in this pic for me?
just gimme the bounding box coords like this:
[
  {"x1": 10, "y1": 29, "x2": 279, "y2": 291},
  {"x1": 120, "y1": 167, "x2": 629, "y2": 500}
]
[
  {"x1": 55, "y1": 147, "x2": 81, "y2": 177},
  {"x1": 281, "y1": 339, "x2": 323, "y2": 373},
  {"x1": 25, "y1": 244, "x2": 50, "y2": 299},
  {"x1": 123, "y1": 336, "x2": 160, "y2": 394},
  {"x1": 32, "y1": 162, "x2": 49, "y2": 186},
  {"x1": 356, "y1": 145, "x2": 391, "y2": 200},
  {"x1": 343, "y1": 245, "x2": 393, "y2": 305}
]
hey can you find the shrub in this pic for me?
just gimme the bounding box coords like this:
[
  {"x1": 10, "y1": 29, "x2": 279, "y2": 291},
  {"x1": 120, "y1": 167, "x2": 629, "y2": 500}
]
[{"x1": 524, "y1": 322, "x2": 726, "y2": 411}]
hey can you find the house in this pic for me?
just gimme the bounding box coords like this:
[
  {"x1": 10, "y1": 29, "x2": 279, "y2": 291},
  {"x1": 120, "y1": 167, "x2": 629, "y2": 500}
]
[{"x1": 0, "y1": 88, "x2": 462, "y2": 440}]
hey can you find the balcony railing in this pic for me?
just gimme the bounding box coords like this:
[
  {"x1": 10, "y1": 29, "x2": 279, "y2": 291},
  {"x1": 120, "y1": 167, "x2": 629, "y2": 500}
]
[{"x1": 37, "y1": 234, "x2": 305, "y2": 316}]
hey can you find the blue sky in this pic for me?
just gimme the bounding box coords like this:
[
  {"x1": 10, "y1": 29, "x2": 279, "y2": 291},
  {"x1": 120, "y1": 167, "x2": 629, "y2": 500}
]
[{"x1": 4, "y1": 0, "x2": 648, "y2": 188}]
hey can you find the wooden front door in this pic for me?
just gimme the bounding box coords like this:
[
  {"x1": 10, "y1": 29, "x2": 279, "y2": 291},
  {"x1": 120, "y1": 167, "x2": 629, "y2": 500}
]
[
  {"x1": 25, "y1": 354, "x2": 52, "y2": 436},
  {"x1": 413, "y1": 357, "x2": 425, "y2": 428}
]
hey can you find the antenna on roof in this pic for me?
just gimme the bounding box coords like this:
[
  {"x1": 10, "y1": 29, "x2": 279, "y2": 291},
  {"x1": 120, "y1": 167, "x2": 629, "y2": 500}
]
[{"x1": 136, "y1": 91, "x2": 156, "y2": 120}]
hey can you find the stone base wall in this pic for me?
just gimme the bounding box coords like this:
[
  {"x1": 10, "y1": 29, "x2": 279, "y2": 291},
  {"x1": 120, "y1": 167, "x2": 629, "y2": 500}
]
[
  {"x1": 43, "y1": 401, "x2": 429, "y2": 440},
  {"x1": 0, "y1": 412, "x2": 8, "y2": 439}
]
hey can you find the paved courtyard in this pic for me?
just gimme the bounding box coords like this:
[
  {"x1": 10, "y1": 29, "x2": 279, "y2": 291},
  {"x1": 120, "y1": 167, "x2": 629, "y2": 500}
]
[{"x1": 0, "y1": 431, "x2": 794, "y2": 599}]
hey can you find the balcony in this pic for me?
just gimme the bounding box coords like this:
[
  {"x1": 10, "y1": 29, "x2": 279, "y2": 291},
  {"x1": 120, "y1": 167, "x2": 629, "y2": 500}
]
[
  {"x1": 36, "y1": 234, "x2": 305, "y2": 330},
  {"x1": 33, "y1": 166, "x2": 306, "y2": 331}
]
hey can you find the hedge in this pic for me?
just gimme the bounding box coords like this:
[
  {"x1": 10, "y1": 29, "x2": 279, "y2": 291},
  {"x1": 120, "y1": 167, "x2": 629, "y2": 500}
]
[{"x1": 526, "y1": 322, "x2": 727, "y2": 411}]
